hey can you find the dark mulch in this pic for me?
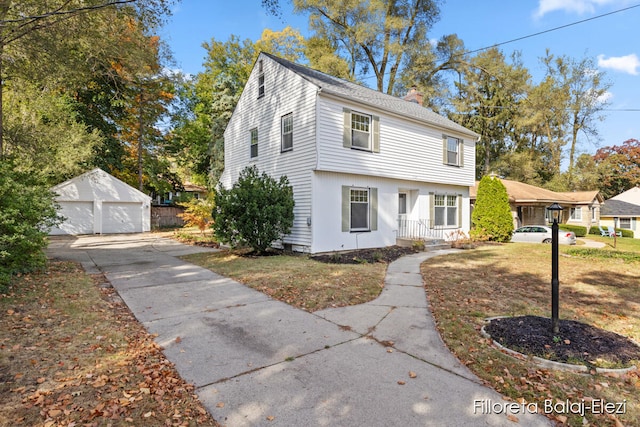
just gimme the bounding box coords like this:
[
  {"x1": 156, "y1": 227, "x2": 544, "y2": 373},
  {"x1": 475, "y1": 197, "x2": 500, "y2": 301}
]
[
  {"x1": 485, "y1": 315, "x2": 640, "y2": 368},
  {"x1": 311, "y1": 246, "x2": 419, "y2": 264}
]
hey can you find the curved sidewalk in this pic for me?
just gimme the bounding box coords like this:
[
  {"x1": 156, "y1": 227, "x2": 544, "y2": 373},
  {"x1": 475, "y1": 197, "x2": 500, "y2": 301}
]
[{"x1": 48, "y1": 235, "x2": 552, "y2": 426}]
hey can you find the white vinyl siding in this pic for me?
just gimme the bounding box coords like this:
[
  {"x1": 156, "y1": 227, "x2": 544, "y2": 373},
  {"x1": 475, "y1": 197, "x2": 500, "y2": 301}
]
[
  {"x1": 221, "y1": 54, "x2": 318, "y2": 249},
  {"x1": 319, "y1": 99, "x2": 474, "y2": 187}
]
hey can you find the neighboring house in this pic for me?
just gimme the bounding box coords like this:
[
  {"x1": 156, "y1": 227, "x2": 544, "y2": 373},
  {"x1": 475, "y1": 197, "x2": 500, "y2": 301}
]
[
  {"x1": 470, "y1": 178, "x2": 603, "y2": 230},
  {"x1": 611, "y1": 186, "x2": 640, "y2": 205},
  {"x1": 155, "y1": 183, "x2": 208, "y2": 205},
  {"x1": 220, "y1": 52, "x2": 479, "y2": 253},
  {"x1": 600, "y1": 199, "x2": 640, "y2": 238},
  {"x1": 49, "y1": 168, "x2": 151, "y2": 235}
]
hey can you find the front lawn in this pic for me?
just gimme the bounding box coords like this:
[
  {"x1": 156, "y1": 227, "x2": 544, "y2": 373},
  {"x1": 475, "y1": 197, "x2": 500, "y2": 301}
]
[
  {"x1": 181, "y1": 250, "x2": 388, "y2": 311},
  {"x1": 422, "y1": 243, "x2": 639, "y2": 427}
]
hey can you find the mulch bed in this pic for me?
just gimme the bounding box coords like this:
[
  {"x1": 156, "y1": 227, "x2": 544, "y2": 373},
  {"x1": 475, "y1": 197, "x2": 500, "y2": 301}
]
[
  {"x1": 311, "y1": 246, "x2": 419, "y2": 264},
  {"x1": 485, "y1": 315, "x2": 640, "y2": 368}
]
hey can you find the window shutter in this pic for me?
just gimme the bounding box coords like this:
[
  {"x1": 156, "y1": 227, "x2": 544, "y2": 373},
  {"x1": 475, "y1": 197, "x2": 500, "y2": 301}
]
[
  {"x1": 457, "y1": 194, "x2": 463, "y2": 228},
  {"x1": 370, "y1": 188, "x2": 378, "y2": 231},
  {"x1": 343, "y1": 108, "x2": 351, "y2": 148},
  {"x1": 342, "y1": 186, "x2": 350, "y2": 232},
  {"x1": 442, "y1": 135, "x2": 447, "y2": 164},
  {"x1": 372, "y1": 116, "x2": 380, "y2": 153},
  {"x1": 459, "y1": 140, "x2": 464, "y2": 167},
  {"x1": 428, "y1": 192, "x2": 435, "y2": 227}
]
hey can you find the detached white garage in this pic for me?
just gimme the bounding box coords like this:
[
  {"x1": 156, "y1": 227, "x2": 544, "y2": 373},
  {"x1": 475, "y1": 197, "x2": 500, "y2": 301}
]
[{"x1": 49, "y1": 168, "x2": 151, "y2": 235}]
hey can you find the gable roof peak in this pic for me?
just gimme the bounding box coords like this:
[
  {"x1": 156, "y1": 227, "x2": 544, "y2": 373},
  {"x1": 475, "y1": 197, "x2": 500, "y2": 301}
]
[{"x1": 259, "y1": 52, "x2": 478, "y2": 139}]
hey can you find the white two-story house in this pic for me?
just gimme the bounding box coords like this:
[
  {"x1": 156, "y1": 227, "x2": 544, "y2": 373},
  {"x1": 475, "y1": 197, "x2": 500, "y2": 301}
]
[{"x1": 220, "y1": 52, "x2": 479, "y2": 253}]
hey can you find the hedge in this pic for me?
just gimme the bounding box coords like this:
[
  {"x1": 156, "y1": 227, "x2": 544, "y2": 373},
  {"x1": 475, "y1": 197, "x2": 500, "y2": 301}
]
[
  {"x1": 587, "y1": 225, "x2": 634, "y2": 238},
  {"x1": 558, "y1": 224, "x2": 587, "y2": 237}
]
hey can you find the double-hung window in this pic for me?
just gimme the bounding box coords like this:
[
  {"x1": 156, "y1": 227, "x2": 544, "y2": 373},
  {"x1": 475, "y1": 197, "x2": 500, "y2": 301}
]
[
  {"x1": 281, "y1": 113, "x2": 293, "y2": 152},
  {"x1": 619, "y1": 218, "x2": 631, "y2": 229},
  {"x1": 351, "y1": 112, "x2": 371, "y2": 150},
  {"x1": 443, "y1": 136, "x2": 463, "y2": 166},
  {"x1": 434, "y1": 194, "x2": 458, "y2": 227},
  {"x1": 342, "y1": 186, "x2": 378, "y2": 232},
  {"x1": 350, "y1": 189, "x2": 369, "y2": 231},
  {"x1": 250, "y1": 128, "x2": 258, "y2": 158},
  {"x1": 343, "y1": 108, "x2": 380, "y2": 152}
]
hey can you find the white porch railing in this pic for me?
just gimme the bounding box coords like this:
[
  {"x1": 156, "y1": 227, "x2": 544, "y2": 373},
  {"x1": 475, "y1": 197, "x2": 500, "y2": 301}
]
[{"x1": 396, "y1": 218, "x2": 444, "y2": 240}]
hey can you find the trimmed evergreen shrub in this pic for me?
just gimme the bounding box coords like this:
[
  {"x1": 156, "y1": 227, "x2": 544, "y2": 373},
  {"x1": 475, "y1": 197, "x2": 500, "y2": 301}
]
[
  {"x1": 471, "y1": 175, "x2": 513, "y2": 242},
  {"x1": 212, "y1": 165, "x2": 294, "y2": 254},
  {"x1": 559, "y1": 224, "x2": 587, "y2": 237}
]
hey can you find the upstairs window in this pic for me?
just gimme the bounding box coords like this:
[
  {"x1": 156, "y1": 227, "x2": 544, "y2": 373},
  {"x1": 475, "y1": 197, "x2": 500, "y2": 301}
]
[
  {"x1": 443, "y1": 136, "x2": 463, "y2": 166},
  {"x1": 257, "y1": 60, "x2": 265, "y2": 98},
  {"x1": 281, "y1": 113, "x2": 293, "y2": 152},
  {"x1": 343, "y1": 108, "x2": 380, "y2": 152},
  {"x1": 250, "y1": 128, "x2": 258, "y2": 158},
  {"x1": 351, "y1": 112, "x2": 371, "y2": 150}
]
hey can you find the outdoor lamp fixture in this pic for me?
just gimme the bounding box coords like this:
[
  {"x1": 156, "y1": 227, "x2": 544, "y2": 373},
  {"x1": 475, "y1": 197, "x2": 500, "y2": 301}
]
[{"x1": 548, "y1": 202, "x2": 563, "y2": 334}]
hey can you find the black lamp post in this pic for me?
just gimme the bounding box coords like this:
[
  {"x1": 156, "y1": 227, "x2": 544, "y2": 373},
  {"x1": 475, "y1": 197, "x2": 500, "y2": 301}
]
[{"x1": 548, "y1": 202, "x2": 563, "y2": 334}]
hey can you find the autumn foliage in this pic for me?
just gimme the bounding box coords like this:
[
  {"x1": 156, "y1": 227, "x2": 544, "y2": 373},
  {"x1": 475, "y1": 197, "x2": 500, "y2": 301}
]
[{"x1": 0, "y1": 262, "x2": 219, "y2": 427}]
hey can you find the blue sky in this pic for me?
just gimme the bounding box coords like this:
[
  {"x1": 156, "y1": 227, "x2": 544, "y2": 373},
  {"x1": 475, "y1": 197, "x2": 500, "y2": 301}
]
[{"x1": 159, "y1": 0, "x2": 640, "y2": 158}]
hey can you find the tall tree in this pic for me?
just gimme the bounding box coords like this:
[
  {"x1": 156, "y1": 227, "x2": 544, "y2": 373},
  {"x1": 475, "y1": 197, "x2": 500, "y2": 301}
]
[
  {"x1": 543, "y1": 53, "x2": 611, "y2": 178},
  {"x1": 593, "y1": 138, "x2": 640, "y2": 199},
  {"x1": 0, "y1": 0, "x2": 173, "y2": 154},
  {"x1": 293, "y1": 0, "x2": 442, "y2": 94},
  {"x1": 450, "y1": 48, "x2": 530, "y2": 178}
]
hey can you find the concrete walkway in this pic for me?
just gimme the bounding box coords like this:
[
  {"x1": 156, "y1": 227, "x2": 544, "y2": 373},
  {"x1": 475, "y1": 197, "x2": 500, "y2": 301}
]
[
  {"x1": 578, "y1": 238, "x2": 607, "y2": 248},
  {"x1": 47, "y1": 234, "x2": 552, "y2": 427}
]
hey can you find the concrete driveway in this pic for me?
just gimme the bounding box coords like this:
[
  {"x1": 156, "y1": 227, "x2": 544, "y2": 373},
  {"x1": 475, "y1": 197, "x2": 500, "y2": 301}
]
[{"x1": 47, "y1": 234, "x2": 552, "y2": 427}]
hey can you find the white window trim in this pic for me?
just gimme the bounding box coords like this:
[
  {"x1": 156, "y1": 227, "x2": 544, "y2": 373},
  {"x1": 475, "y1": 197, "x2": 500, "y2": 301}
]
[
  {"x1": 343, "y1": 108, "x2": 380, "y2": 153},
  {"x1": 350, "y1": 188, "x2": 370, "y2": 232},
  {"x1": 250, "y1": 128, "x2": 258, "y2": 158},
  {"x1": 569, "y1": 207, "x2": 582, "y2": 221},
  {"x1": 433, "y1": 194, "x2": 459, "y2": 228},
  {"x1": 443, "y1": 135, "x2": 464, "y2": 167},
  {"x1": 281, "y1": 113, "x2": 293, "y2": 152}
]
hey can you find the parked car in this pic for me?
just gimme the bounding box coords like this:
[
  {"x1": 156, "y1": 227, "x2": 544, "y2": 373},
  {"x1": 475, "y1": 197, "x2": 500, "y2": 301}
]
[{"x1": 511, "y1": 225, "x2": 577, "y2": 245}]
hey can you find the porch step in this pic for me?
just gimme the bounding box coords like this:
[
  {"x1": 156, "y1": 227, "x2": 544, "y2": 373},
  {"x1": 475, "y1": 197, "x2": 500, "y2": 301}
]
[{"x1": 396, "y1": 238, "x2": 452, "y2": 251}]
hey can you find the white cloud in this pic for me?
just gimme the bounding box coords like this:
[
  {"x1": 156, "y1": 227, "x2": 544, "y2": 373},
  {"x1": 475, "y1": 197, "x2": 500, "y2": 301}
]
[
  {"x1": 597, "y1": 54, "x2": 640, "y2": 75},
  {"x1": 534, "y1": 0, "x2": 619, "y2": 18}
]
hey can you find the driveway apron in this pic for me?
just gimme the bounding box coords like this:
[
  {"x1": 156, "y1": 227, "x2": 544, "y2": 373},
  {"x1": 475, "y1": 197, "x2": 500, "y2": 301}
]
[{"x1": 47, "y1": 235, "x2": 552, "y2": 427}]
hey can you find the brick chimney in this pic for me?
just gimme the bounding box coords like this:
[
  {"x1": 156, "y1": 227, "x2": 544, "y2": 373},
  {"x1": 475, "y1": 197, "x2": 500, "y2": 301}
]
[{"x1": 403, "y1": 86, "x2": 423, "y2": 106}]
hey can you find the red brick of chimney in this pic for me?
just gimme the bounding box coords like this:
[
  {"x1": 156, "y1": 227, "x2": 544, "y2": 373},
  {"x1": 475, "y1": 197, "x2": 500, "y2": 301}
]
[{"x1": 403, "y1": 86, "x2": 423, "y2": 106}]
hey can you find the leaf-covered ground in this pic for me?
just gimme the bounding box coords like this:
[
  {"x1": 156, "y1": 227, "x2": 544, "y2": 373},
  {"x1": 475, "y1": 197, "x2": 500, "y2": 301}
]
[
  {"x1": 422, "y1": 243, "x2": 640, "y2": 427},
  {"x1": 0, "y1": 261, "x2": 219, "y2": 427}
]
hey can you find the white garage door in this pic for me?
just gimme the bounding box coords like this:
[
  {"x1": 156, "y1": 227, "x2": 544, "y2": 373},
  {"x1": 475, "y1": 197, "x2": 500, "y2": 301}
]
[
  {"x1": 50, "y1": 201, "x2": 94, "y2": 235},
  {"x1": 102, "y1": 202, "x2": 143, "y2": 233}
]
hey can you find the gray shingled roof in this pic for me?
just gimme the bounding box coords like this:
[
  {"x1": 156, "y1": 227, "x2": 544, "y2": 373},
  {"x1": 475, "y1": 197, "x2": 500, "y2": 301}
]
[
  {"x1": 262, "y1": 52, "x2": 479, "y2": 139},
  {"x1": 601, "y1": 199, "x2": 640, "y2": 216}
]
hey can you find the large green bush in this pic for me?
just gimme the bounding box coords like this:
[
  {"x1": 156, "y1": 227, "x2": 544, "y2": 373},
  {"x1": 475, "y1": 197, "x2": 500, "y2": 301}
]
[
  {"x1": 559, "y1": 224, "x2": 587, "y2": 237},
  {"x1": 212, "y1": 165, "x2": 294, "y2": 254},
  {"x1": 0, "y1": 161, "x2": 62, "y2": 289},
  {"x1": 471, "y1": 175, "x2": 513, "y2": 242}
]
